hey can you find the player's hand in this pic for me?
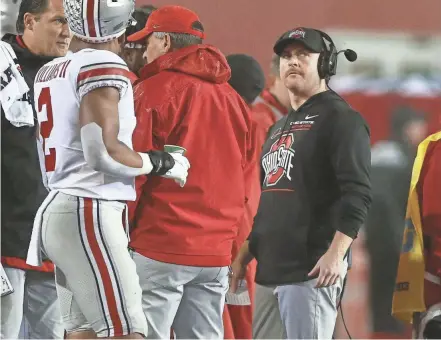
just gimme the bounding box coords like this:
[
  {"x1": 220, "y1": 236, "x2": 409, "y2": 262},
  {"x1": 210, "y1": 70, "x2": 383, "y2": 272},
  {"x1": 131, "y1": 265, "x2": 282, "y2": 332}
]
[
  {"x1": 162, "y1": 152, "x2": 190, "y2": 187},
  {"x1": 229, "y1": 257, "x2": 247, "y2": 293},
  {"x1": 308, "y1": 250, "x2": 344, "y2": 288}
]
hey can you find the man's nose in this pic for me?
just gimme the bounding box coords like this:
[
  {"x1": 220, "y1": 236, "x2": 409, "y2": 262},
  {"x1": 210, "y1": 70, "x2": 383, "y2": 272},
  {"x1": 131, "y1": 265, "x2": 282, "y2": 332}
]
[
  {"x1": 61, "y1": 22, "x2": 71, "y2": 38},
  {"x1": 288, "y1": 55, "x2": 300, "y2": 67}
]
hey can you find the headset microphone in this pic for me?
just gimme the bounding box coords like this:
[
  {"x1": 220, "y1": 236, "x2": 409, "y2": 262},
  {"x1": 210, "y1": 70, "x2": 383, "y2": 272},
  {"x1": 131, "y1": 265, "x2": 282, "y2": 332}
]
[
  {"x1": 316, "y1": 29, "x2": 358, "y2": 79},
  {"x1": 338, "y1": 49, "x2": 358, "y2": 62}
]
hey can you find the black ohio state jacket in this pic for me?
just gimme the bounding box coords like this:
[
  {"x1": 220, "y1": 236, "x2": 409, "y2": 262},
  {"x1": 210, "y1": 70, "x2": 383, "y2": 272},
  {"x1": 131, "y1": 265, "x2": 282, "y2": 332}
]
[
  {"x1": 1, "y1": 34, "x2": 52, "y2": 270},
  {"x1": 249, "y1": 90, "x2": 372, "y2": 286}
]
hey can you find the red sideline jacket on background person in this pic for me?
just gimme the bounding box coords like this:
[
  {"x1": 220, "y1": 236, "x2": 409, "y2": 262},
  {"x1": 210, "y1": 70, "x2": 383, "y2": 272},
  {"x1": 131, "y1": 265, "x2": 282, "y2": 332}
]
[
  {"x1": 222, "y1": 53, "x2": 266, "y2": 340},
  {"x1": 249, "y1": 55, "x2": 290, "y2": 340},
  {"x1": 223, "y1": 107, "x2": 259, "y2": 340},
  {"x1": 252, "y1": 88, "x2": 289, "y2": 143},
  {"x1": 224, "y1": 95, "x2": 288, "y2": 340},
  {"x1": 248, "y1": 88, "x2": 288, "y2": 218},
  {"x1": 223, "y1": 120, "x2": 259, "y2": 340},
  {"x1": 128, "y1": 44, "x2": 253, "y2": 268},
  {"x1": 418, "y1": 136, "x2": 441, "y2": 308},
  {"x1": 392, "y1": 133, "x2": 441, "y2": 339}
]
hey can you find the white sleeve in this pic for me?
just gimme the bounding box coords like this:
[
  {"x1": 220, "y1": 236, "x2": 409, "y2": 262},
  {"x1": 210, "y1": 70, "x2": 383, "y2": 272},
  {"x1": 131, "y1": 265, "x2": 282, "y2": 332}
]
[
  {"x1": 75, "y1": 50, "x2": 131, "y2": 100},
  {"x1": 81, "y1": 122, "x2": 153, "y2": 177}
]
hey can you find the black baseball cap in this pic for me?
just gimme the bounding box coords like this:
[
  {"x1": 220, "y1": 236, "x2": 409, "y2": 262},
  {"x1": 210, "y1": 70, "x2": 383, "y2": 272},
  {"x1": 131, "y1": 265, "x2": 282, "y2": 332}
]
[
  {"x1": 226, "y1": 54, "x2": 265, "y2": 105},
  {"x1": 273, "y1": 27, "x2": 325, "y2": 55}
]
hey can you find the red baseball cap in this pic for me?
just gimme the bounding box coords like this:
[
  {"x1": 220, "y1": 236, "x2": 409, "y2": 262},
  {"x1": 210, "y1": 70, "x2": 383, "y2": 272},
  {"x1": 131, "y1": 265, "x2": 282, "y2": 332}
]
[{"x1": 127, "y1": 5, "x2": 205, "y2": 42}]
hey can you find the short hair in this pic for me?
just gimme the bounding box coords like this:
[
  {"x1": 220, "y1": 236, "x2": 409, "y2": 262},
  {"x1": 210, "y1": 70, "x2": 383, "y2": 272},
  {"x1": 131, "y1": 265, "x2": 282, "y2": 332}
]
[
  {"x1": 153, "y1": 32, "x2": 202, "y2": 50},
  {"x1": 270, "y1": 54, "x2": 280, "y2": 77},
  {"x1": 16, "y1": 0, "x2": 49, "y2": 34}
]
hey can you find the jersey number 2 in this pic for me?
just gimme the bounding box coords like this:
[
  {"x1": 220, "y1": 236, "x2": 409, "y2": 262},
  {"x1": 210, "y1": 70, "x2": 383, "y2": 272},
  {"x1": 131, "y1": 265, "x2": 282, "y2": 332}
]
[{"x1": 38, "y1": 87, "x2": 56, "y2": 172}]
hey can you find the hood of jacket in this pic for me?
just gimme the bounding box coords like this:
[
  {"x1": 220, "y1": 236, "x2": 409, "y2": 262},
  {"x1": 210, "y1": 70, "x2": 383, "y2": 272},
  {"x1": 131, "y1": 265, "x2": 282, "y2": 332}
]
[{"x1": 139, "y1": 44, "x2": 231, "y2": 84}]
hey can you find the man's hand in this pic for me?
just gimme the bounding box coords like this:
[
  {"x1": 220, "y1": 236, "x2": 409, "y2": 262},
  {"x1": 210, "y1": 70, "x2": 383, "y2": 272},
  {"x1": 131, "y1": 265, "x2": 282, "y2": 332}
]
[
  {"x1": 308, "y1": 249, "x2": 345, "y2": 288},
  {"x1": 229, "y1": 241, "x2": 254, "y2": 293},
  {"x1": 308, "y1": 230, "x2": 353, "y2": 288},
  {"x1": 162, "y1": 152, "x2": 190, "y2": 187},
  {"x1": 229, "y1": 257, "x2": 247, "y2": 294}
]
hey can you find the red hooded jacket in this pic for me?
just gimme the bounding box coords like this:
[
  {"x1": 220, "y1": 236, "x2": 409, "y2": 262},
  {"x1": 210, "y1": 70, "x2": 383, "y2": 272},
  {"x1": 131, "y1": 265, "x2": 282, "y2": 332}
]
[{"x1": 129, "y1": 45, "x2": 253, "y2": 267}]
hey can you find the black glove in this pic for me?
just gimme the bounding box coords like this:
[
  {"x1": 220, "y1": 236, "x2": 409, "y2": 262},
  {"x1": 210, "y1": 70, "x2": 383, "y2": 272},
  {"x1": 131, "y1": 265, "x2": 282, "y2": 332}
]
[{"x1": 147, "y1": 150, "x2": 175, "y2": 176}]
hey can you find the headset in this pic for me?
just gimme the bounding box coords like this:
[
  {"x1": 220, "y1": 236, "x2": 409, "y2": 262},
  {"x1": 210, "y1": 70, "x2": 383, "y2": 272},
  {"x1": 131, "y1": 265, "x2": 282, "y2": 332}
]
[{"x1": 314, "y1": 29, "x2": 357, "y2": 81}]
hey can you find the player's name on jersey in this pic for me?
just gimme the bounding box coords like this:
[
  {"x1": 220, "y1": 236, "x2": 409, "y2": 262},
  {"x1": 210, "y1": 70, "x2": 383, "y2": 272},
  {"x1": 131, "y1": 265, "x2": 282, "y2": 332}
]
[
  {"x1": 0, "y1": 65, "x2": 15, "y2": 90},
  {"x1": 35, "y1": 60, "x2": 71, "y2": 84}
]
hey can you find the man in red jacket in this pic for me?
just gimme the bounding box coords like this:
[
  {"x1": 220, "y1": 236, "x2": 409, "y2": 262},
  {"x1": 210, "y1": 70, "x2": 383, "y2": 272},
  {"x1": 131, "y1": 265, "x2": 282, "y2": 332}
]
[
  {"x1": 223, "y1": 53, "x2": 265, "y2": 340},
  {"x1": 251, "y1": 54, "x2": 290, "y2": 340},
  {"x1": 252, "y1": 54, "x2": 290, "y2": 145},
  {"x1": 127, "y1": 6, "x2": 253, "y2": 339}
]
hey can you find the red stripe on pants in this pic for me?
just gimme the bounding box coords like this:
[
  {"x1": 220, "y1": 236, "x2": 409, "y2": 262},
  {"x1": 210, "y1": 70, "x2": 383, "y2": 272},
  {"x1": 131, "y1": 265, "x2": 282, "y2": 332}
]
[{"x1": 83, "y1": 198, "x2": 123, "y2": 336}]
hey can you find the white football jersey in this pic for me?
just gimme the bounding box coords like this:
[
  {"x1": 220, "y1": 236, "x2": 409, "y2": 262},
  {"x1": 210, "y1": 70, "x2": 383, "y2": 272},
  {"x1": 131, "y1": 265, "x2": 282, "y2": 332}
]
[{"x1": 34, "y1": 49, "x2": 136, "y2": 201}]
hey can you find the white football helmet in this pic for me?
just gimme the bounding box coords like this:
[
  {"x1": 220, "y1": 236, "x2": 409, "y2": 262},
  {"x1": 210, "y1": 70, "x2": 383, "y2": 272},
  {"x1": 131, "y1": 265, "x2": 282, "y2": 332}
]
[{"x1": 63, "y1": 0, "x2": 135, "y2": 43}]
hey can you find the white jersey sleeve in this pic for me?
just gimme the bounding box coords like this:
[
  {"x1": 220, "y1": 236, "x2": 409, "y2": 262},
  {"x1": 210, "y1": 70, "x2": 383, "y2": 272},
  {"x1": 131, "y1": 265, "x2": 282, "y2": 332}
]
[{"x1": 75, "y1": 49, "x2": 132, "y2": 100}]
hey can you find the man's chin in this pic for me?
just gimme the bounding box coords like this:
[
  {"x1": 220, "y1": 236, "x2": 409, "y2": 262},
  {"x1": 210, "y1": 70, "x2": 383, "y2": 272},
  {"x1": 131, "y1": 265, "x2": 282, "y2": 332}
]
[{"x1": 285, "y1": 79, "x2": 303, "y2": 92}]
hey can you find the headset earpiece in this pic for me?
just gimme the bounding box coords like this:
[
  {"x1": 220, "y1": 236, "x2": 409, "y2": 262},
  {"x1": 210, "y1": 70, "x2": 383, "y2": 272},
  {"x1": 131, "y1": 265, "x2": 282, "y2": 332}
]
[
  {"x1": 315, "y1": 30, "x2": 338, "y2": 80},
  {"x1": 317, "y1": 50, "x2": 328, "y2": 79}
]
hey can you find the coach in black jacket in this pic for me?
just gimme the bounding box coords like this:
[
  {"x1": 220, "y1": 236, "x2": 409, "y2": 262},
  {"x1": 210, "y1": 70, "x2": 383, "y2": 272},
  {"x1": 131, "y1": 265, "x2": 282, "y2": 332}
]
[
  {"x1": 230, "y1": 27, "x2": 372, "y2": 339},
  {"x1": 0, "y1": 0, "x2": 69, "y2": 337}
]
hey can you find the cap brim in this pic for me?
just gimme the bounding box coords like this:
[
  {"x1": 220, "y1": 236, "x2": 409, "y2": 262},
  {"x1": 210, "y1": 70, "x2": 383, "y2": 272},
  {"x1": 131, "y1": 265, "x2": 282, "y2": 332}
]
[
  {"x1": 273, "y1": 38, "x2": 321, "y2": 55},
  {"x1": 127, "y1": 27, "x2": 151, "y2": 42}
]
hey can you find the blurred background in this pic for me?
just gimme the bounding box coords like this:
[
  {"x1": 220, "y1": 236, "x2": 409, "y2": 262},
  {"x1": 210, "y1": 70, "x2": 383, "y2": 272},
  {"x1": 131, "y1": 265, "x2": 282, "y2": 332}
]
[{"x1": 2, "y1": 0, "x2": 440, "y2": 338}]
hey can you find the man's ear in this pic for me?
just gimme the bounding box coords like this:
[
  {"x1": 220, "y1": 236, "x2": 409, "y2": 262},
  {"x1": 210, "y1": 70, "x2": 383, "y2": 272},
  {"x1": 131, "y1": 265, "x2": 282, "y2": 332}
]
[
  {"x1": 163, "y1": 33, "x2": 172, "y2": 52},
  {"x1": 23, "y1": 12, "x2": 36, "y2": 31}
]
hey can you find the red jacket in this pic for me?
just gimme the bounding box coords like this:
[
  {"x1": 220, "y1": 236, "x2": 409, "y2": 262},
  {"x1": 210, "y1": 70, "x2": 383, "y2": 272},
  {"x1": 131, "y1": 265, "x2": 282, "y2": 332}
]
[
  {"x1": 252, "y1": 89, "x2": 288, "y2": 144},
  {"x1": 418, "y1": 140, "x2": 441, "y2": 307},
  {"x1": 241, "y1": 89, "x2": 288, "y2": 234},
  {"x1": 129, "y1": 45, "x2": 253, "y2": 267},
  {"x1": 230, "y1": 90, "x2": 289, "y2": 271},
  {"x1": 223, "y1": 120, "x2": 259, "y2": 340},
  {"x1": 222, "y1": 91, "x2": 288, "y2": 340}
]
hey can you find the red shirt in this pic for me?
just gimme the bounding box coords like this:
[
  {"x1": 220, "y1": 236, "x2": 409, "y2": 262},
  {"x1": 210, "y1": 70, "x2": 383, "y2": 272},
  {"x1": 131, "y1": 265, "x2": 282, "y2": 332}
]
[{"x1": 129, "y1": 45, "x2": 253, "y2": 267}]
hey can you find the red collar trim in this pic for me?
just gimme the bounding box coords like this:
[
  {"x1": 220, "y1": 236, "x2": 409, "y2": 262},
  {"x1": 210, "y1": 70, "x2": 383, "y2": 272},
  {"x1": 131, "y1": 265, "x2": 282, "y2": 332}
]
[{"x1": 16, "y1": 35, "x2": 26, "y2": 49}]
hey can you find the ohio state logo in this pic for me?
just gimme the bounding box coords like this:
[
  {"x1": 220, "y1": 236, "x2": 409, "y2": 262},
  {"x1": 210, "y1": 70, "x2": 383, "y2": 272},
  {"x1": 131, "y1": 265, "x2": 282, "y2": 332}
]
[
  {"x1": 262, "y1": 133, "x2": 295, "y2": 186},
  {"x1": 289, "y1": 28, "x2": 305, "y2": 39}
]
